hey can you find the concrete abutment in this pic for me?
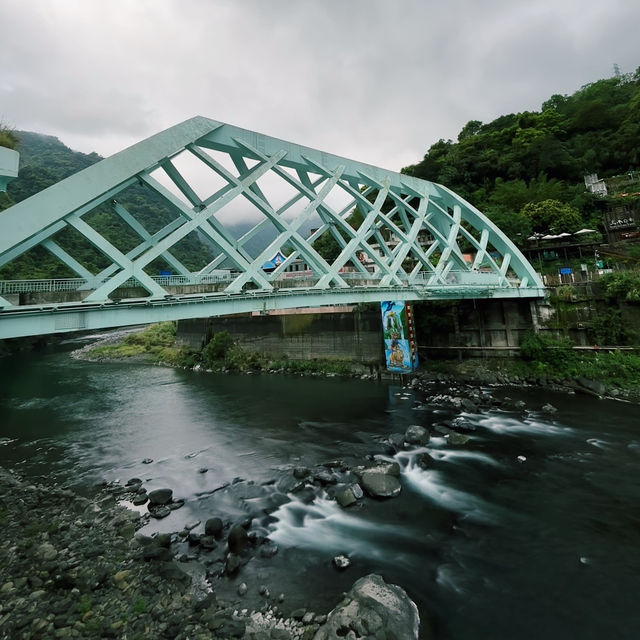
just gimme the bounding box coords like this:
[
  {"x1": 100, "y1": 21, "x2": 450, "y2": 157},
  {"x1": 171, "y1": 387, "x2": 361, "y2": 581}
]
[{"x1": 176, "y1": 299, "x2": 551, "y2": 364}]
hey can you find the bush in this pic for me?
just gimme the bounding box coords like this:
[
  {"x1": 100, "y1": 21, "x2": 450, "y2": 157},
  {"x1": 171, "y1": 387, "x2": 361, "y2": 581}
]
[
  {"x1": 0, "y1": 126, "x2": 18, "y2": 150},
  {"x1": 202, "y1": 331, "x2": 234, "y2": 365},
  {"x1": 125, "y1": 322, "x2": 176, "y2": 348},
  {"x1": 589, "y1": 308, "x2": 627, "y2": 345},
  {"x1": 600, "y1": 271, "x2": 640, "y2": 303},
  {"x1": 519, "y1": 331, "x2": 573, "y2": 364}
]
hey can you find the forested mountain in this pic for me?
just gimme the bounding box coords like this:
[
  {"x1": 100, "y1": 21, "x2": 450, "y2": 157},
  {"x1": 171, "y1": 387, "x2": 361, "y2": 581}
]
[
  {"x1": 0, "y1": 132, "x2": 214, "y2": 279},
  {"x1": 403, "y1": 69, "x2": 640, "y2": 243}
]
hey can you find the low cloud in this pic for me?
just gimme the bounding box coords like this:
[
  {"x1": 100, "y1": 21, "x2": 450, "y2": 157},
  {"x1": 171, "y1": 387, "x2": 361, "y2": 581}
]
[{"x1": 1, "y1": 0, "x2": 638, "y2": 167}]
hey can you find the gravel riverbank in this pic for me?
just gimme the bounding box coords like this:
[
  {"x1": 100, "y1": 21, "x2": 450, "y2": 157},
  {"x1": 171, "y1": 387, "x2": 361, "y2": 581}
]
[
  {"x1": 0, "y1": 466, "x2": 339, "y2": 640},
  {"x1": 0, "y1": 464, "x2": 422, "y2": 640}
]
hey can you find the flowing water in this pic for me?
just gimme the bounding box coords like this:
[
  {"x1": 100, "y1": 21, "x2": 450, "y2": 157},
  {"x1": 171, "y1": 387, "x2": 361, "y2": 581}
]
[{"x1": 1, "y1": 334, "x2": 640, "y2": 639}]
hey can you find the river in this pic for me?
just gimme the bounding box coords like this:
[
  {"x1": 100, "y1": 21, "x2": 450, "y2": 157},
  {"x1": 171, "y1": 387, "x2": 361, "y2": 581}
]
[{"x1": 1, "y1": 334, "x2": 639, "y2": 639}]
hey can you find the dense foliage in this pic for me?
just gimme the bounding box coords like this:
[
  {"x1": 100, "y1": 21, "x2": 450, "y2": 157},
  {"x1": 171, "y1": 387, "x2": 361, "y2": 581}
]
[
  {"x1": 0, "y1": 131, "x2": 213, "y2": 280},
  {"x1": 0, "y1": 125, "x2": 19, "y2": 150},
  {"x1": 599, "y1": 271, "x2": 640, "y2": 302},
  {"x1": 403, "y1": 69, "x2": 640, "y2": 244},
  {"x1": 519, "y1": 331, "x2": 573, "y2": 363}
]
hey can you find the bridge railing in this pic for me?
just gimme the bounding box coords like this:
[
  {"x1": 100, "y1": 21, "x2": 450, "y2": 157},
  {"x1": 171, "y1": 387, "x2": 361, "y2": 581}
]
[
  {"x1": 0, "y1": 269, "x2": 521, "y2": 296},
  {"x1": 0, "y1": 278, "x2": 90, "y2": 294},
  {"x1": 0, "y1": 273, "x2": 237, "y2": 294}
]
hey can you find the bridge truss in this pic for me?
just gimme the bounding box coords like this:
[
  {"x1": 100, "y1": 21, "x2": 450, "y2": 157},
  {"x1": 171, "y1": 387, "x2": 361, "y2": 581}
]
[{"x1": 0, "y1": 116, "x2": 544, "y2": 338}]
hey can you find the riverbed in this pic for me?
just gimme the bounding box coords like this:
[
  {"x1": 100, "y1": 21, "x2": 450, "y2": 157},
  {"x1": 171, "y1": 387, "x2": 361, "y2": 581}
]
[{"x1": 1, "y1": 334, "x2": 639, "y2": 639}]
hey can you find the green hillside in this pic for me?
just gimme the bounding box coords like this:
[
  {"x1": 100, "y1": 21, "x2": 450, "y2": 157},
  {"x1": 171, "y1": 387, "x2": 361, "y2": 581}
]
[
  {"x1": 0, "y1": 132, "x2": 213, "y2": 279},
  {"x1": 403, "y1": 68, "x2": 640, "y2": 244}
]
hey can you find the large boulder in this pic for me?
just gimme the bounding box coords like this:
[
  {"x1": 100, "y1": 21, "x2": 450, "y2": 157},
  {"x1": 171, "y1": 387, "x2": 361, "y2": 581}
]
[
  {"x1": 205, "y1": 517, "x2": 224, "y2": 538},
  {"x1": 148, "y1": 488, "x2": 173, "y2": 505},
  {"x1": 314, "y1": 573, "x2": 420, "y2": 640},
  {"x1": 335, "y1": 484, "x2": 361, "y2": 508},
  {"x1": 227, "y1": 523, "x2": 249, "y2": 554},
  {"x1": 404, "y1": 425, "x2": 429, "y2": 446},
  {"x1": 360, "y1": 467, "x2": 402, "y2": 498}
]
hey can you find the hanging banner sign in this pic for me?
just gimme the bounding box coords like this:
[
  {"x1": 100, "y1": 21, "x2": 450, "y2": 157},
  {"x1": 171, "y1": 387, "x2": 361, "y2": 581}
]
[{"x1": 380, "y1": 300, "x2": 419, "y2": 373}]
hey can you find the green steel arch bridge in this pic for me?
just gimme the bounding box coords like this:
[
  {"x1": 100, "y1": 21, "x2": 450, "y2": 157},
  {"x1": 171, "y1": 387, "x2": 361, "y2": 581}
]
[{"x1": 0, "y1": 117, "x2": 544, "y2": 340}]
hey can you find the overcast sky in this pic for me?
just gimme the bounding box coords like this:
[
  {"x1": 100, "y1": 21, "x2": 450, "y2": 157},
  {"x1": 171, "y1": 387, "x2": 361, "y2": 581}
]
[{"x1": 1, "y1": 0, "x2": 638, "y2": 173}]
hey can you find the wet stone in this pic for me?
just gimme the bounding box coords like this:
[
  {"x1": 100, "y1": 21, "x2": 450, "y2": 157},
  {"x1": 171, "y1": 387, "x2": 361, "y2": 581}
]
[
  {"x1": 404, "y1": 424, "x2": 429, "y2": 445},
  {"x1": 148, "y1": 505, "x2": 171, "y2": 519},
  {"x1": 447, "y1": 432, "x2": 470, "y2": 446},
  {"x1": 200, "y1": 535, "x2": 217, "y2": 549},
  {"x1": 228, "y1": 524, "x2": 249, "y2": 554},
  {"x1": 205, "y1": 517, "x2": 224, "y2": 538},
  {"x1": 333, "y1": 555, "x2": 351, "y2": 570},
  {"x1": 225, "y1": 553, "x2": 241, "y2": 575},
  {"x1": 148, "y1": 488, "x2": 173, "y2": 505},
  {"x1": 155, "y1": 533, "x2": 172, "y2": 548}
]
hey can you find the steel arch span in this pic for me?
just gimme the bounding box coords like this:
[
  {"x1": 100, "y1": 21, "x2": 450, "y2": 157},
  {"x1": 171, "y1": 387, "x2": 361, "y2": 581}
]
[{"x1": 0, "y1": 116, "x2": 544, "y2": 339}]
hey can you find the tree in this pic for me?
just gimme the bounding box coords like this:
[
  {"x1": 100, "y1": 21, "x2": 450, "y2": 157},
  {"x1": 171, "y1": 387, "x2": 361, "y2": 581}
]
[
  {"x1": 458, "y1": 120, "x2": 483, "y2": 141},
  {"x1": 520, "y1": 199, "x2": 582, "y2": 234},
  {"x1": 0, "y1": 125, "x2": 18, "y2": 150}
]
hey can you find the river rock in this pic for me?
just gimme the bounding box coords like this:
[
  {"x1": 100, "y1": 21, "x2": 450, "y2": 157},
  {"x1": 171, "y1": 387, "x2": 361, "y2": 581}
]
[
  {"x1": 259, "y1": 541, "x2": 279, "y2": 558},
  {"x1": 451, "y1": 416, "x2": 475, "y2": 432},
  {"x1": 293, "y1": 466, "x2": 310, "y2": 479},
  {"x1": 313, "y1": 469, "x2": 337, "y2": 485},
  {"x1": 333, "y1": 554, "x2": 351, "y2": 570},
  {"x1": 198, "y1": 535, "x2": 215, "y2": 550},
  {"x1": 447, "y1": 432, "x2": 470, "y2": 446},
  {"x1": 404, "y1": 424, "x2": 429, "y2": 445},
  {"x1": 433, "y1": 424, "x2": 452, "y2": 436},
  {"x1": 225, "y1": 553, "x2": 241, "y2": 574},
  {"x1": 156, "y1": 532, "x2": 172, "y2": 548},
  {"x1": 205, "y1": 516, "x2": 224, "y2": 537},
  {"x1": 335, "y1": 484, "x2": 362, "y2": 508},
  {"x1": 313, "y1": 573, "x2": 420, "y2": 640},
  {"x1": 372, "y1": 460, "x2": 401, "y2": 476},
  {"x1": 36, "y1": 542, "x2": 58, "y2": 562},
  {"x1": 387, "y1": 433, "x2": 406, "y2": 452},
  {"x1": 148, "y1": 488, "x2": 173, "y2": 505},
  {"x1": 359, "y1": 465, "x2": 401, "y2": 498},
  {"x1": 541, "y1": 403, "x2": 558, "y2": 413},
  {"x1": 228, "y1": 523, "x2": 249, "y2": 554},
  {"x1": 148, "y1": 504, "x2": 171, "y2": 519},
  {"x1": 415, "y1": 452, "x2": 435, "y2": 470},
  {"x1": 461, "y1": 398, "x2": 479, "y2": 412}
]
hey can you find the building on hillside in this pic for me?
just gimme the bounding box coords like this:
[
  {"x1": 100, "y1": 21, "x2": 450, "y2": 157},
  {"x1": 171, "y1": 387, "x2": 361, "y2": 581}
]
[
  {"x1": 584, "y1": 171, "x2": 640, "y2": 243},
  {"x1": 584, "y1": 173, "x2": 608, "y2": 196},
  {"x1": 603, "y1": 198, "x2": 640, "y2": 242}
]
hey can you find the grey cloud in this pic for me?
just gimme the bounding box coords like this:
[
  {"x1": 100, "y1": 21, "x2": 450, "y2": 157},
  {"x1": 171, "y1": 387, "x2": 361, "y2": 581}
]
[{"x1": 0, "y1": 0, "x2": 638, "y2": 168}]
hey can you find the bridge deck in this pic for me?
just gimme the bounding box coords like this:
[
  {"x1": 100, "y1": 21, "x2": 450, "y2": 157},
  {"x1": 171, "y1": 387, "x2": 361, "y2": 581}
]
[{"x1": 0, "y1": 282, "x2": 544, "y2": 340}]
